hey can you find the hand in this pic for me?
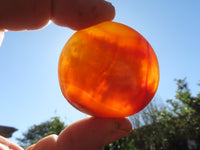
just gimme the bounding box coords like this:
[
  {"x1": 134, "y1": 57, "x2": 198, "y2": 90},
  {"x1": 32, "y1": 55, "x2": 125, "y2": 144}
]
[
  {"x1": 0, "y1": 1, "x2": 131, "y2": 149},
  {"x1": 0, "y1": 136, "x2": 23, "y2": 150},
  {"x1": 0, "y1": 0, "x2": 115, "y2": 31},
  {"x1": 0, "y1": 117, "x2": 132, "y2": 150},
  {"x1": 0, "y1": 0, "x2": 115, "y2": 46},
  {"x1": 26, "y1": 117, "x2": 132, "y2": 150}
]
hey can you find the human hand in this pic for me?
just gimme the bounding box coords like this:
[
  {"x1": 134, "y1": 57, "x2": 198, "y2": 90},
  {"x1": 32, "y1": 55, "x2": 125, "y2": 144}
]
[
  {"x1": 26, "y1": 117, "x2": 132, "y2": 150},
  {"x1": 0, "y1": 136, "x2": 23, "y2": 150},
  {"x1": 0, "y1": 1, "x2": 131, "y2": 149},
  {"x1": 0, "y1": 0, "x2": 115, "y2": 46},
  {"x1": 0, "y1": 0, "x2": 115, "y2": 31},
  {"x1": 0, "y1": 117, "x2": 132, "y2": 150}
]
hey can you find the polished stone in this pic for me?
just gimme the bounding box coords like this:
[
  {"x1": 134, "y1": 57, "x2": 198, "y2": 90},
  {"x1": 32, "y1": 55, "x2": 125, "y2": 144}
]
[{"x1": 58, "y1": 21, "x2": 159, "y2": 118}]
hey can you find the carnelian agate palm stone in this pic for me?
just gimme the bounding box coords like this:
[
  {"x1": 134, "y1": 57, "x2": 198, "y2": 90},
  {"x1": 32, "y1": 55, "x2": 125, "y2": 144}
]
[{"x1": 58, "y1": 21, "x2": 159, "y2": 118}]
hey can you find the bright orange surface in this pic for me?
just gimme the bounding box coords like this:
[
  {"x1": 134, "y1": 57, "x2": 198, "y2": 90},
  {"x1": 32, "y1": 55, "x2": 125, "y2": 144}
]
[{"x1": 58, "y1": 21, "x2": 159, "y2": 118}]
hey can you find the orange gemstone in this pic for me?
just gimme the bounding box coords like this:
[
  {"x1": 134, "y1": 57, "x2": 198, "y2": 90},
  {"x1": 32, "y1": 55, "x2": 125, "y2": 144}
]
[{"x1": 58, "y1": 21, "x2": 159, "y2": 118}]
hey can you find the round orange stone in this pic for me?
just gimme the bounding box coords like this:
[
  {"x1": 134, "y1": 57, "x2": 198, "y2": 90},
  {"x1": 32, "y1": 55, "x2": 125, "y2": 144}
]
[{"x1": 58, "y1": 21, "x2": 159, "y2": 118}]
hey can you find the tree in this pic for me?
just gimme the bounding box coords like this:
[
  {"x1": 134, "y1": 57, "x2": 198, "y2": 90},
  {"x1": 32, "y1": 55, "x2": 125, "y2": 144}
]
[
  {"x1": 16, "y1": 79, "x2": 200, "y2": 150},
  {"x1": 105, "y1": 136, "x2": 137, "y2": 150},
  {"x1": 105, "y1": 97, "x2": 163, "y2": 150},
  {"x1": 16, "y1": 116, "x2": 66, "y2": 149},
  {"x1": 129, "y1": 96, "x2": 163, "y2": 129},
  {"x1": 106, "y1": 79, "x2": 200, "y2": 150}
]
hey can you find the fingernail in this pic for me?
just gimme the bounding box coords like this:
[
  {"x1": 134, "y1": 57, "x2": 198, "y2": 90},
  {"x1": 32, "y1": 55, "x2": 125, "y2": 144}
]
[
  {"x1": 103, "y1": 118, "x2": 132, "y2": 146},
  {"x1": 26, "y1": 144, "x2": 35, "y2": 150},
  {"x1": 116, "y1": 118, "x2": 132, "y2": 133},
  {"x1": 93, "y1": 1, "x2": 115, "y2": 22},
  {"x1": 102, "y1": 1, "x2": 115, "y2": 20}
]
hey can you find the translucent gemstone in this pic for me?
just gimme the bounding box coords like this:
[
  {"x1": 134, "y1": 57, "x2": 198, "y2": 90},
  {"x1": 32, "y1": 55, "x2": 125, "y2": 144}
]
[{"x1": 58, "y1": 21, "x2": 159, "y2": 118}]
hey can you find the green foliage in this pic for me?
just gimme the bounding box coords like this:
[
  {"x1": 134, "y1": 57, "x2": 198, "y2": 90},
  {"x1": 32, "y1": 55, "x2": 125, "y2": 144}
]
[
  {"x1": 106, "y1": 78, "x2": 200, "y2": 150},
  {"x1": 105, "y1": 136, "x2": 138, "y2": 150},
  {"x1": 16, "y1": 117, "x2": 66, "y2": 149},
  {"x1": 16, "y1": 79, "x2": 200, "y2": 150}
]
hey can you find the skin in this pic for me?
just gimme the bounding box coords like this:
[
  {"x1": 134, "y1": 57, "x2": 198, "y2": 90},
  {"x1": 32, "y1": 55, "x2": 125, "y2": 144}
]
[
  {"x1": 27, "y1": 117, "x2": 132, "y2": 150},
  {"x1": 0, "y1": 118, "x2": 132, "y2": 150},
  {"x1": 0, "y1": 0, "x2": 132, "y2": 149},
  {"x1": 0, "y1": 0, "x2": 115, "y2": 30},
  {"x1": 0, "y1": 135, "x2": 23, "y2": 150}
]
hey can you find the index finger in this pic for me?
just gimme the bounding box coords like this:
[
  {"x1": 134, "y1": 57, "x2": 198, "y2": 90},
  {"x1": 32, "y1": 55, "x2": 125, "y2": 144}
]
[
  {"x1": 0, "y1": 136, "x2": 23, "y2": 150},
  {"x1": 0, "y1": 0, "x2": 115, "y2": 31}
]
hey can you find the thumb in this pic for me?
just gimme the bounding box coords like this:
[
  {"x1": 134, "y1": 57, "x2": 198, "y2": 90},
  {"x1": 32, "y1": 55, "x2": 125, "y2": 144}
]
[{"x1": 57, "y1": 117, "x2": 132, "y2": 150}]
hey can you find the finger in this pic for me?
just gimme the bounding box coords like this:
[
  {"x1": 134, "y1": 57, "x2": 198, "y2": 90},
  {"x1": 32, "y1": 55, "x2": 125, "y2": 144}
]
[
  {"x1": 0, "y1": 0, "x2": 115, "y2": 31},
  {"x1": 0, "y1": 136, "x2": 23, "y2": 150},
  {"x1": 57, "y1": 117, "x2": 132, "y2": 150},
  {"x1": 0, "y1": 0, "x2": 51, "y2": 31},
  {"x1": 0, "y1": 31, "x2": 4, "y2": 47},
  {"x1": 0, "y1": 143, "x2": 9, "y2": 150},
  {"x1": 52, "y1": 0, "x2": 115, "y2": 30},
  {"x1": 26, "y1": 144, "x2": 35, "y2": 150},
  {"x1": 27, "y1": 134, "x2": 58, "y2": 150}
]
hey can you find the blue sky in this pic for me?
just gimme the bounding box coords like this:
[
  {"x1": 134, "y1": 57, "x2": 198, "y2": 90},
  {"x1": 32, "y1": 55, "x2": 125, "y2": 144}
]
[{"x1": 1, "y1": 0, "x2": 200, "y2": 143}]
